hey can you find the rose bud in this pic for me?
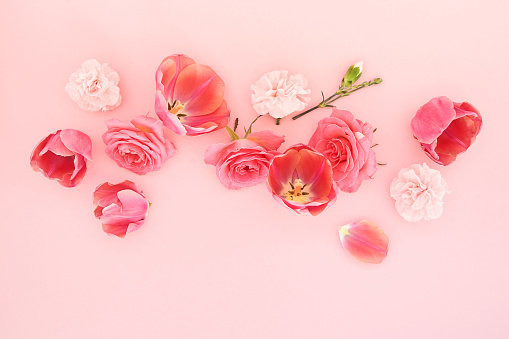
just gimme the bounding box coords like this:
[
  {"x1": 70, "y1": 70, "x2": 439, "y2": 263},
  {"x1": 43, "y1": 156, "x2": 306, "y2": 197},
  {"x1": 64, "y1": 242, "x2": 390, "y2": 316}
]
[
  {"x1": 30, "y1": 129, "x2": 92, "y2": 187},
  {"x1": 411, "y1": 96, "x2": 482, "y2": 166},
  {"x1": 267, "y1": 144, "x2": 338, "y2": 216},
  {"x1": 93, "y1": 181, "x2": 149, "y2": 238}
]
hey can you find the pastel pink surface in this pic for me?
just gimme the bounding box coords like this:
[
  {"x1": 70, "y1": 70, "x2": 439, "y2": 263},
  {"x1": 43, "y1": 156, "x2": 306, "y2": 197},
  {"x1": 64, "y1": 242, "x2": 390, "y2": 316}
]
[{"x1": 2, "y1": 0, "x2": 509, "y2": 338}]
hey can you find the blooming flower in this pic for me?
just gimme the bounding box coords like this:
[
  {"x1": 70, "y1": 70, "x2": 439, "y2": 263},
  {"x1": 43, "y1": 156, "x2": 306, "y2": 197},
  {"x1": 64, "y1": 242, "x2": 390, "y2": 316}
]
[
  {"x1": 411, "y1": 96, "x2": 482, "y2": 166},
  {"x1": 30, "y1": 129, "x2": 92, "y2": 187},
  {"x1": 102, "y1": 116, "x2": 176, "y2": 175},
  {"x1": 204, "y1": 130, "x2": 284, "y2": 189},
  {"x1": 308, "y1": 108, "x2": 377, "y2": 193},
  {"x1": 93, "y1": 181, "x2": 149, "y2": 238},
  {"x1": 338, "y1": 220, "x2": 389, "y2": 264},
  {"x1": 390, "y1": 163, "x2": 449, "y2": 222},
  {"x1": 65, "y1": 59, "x2": 121, "y2": 112},
  {"x1": 267, "y1": 144, "x2": 337, "y2": 216},
  {"x1": 155, "y1": 54, "x2": 230, "y2": 136},
  {"x1": 251, "y1": 70, "x2": 311, "y2": 119}
]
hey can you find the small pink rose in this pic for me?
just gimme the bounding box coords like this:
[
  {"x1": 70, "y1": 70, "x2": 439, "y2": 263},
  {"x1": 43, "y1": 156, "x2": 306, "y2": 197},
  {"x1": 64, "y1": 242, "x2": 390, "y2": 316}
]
[
  {"x1": 155, "y1": 54, "x2": 230, "y2": 136},
  {"x1": 30, "y1": 129, "x2": 92, "y2": 187},
  {"x1": 411, "y1": 96, "x2": 482, "y2": 165},
  {"x1": 65, "y1": 59, "x2": 121, "y2": 112},
  {"x1": 267, "y1": 144, "x2": 337, "y2": 216},
  {"x1": 308, "y1": 108, "x2": 377, "y2": 193},
  {"x1": 102, "y1": 116, "x2": 176, "y2": 175},
  {"x1": 339, "y1": 220, "x2": 389, "y2": 264},
  {"x1": 93, "y1": 181, "x2": 149, "y2": 238},
  {"x1": 204, "y1": 130, "x2": 285, "y2": 189}
]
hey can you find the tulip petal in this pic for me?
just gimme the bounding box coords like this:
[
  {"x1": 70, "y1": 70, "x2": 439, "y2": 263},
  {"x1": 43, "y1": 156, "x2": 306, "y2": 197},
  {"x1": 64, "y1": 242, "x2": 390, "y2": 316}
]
[
  {"x1": 60, "y1": 129, "x2": 93, "y2": 161},
  {"x1": 339, "y1": 220, "x2": 388, "y2": 264},
  {"x1": 411, "y1": 96, "x2": 456, "y2": 144}
]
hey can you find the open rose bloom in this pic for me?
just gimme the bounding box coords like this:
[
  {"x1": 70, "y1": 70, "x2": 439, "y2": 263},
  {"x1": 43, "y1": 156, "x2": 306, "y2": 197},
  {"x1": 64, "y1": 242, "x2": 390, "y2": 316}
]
[
  {"x1": 155, "y1": 54, "x2": 230, "y2": 136},
  {"x1": 411, "y1": 96, "x2": 482, "y2": 165},
  {"x1": 267, "y1": 144, "x2": 337, "y2": 216},
  {"x1": 204, "y1": 130, "x2": 284, "y2": 189},
  {"x1": 93, "y1": 181, "x2": 149, "y2": 238},
  {"x1": 30, "y1": 129, "x2": 92, "y2": 187},
  {"x1": 309, "y1": 108, "x2": 377, "y2": 193},
  {"x1": 103, "y1": 116, "x2": 176, "y2": 175},
  {"x1": 65, "y1": 59, "x2": 121, "y2": 112}
]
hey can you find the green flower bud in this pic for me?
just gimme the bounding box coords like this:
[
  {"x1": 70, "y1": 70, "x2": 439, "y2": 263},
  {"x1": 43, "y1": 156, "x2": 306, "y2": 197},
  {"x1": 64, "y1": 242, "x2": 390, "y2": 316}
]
[{"x1": 341, "y1": 61, "x2": 363, "y2": 88}]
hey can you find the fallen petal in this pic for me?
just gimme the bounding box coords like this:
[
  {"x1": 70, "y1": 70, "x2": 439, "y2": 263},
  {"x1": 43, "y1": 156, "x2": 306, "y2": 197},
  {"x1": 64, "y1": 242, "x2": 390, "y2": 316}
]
[{"x1": 338, "y1": 220, "x2": 388, "y2": 264}]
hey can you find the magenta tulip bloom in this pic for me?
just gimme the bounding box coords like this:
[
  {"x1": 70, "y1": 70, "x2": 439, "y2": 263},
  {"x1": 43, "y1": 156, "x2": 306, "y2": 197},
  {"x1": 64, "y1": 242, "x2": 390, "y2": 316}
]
[
  {"x1": 93, "y1": 181, "x2": 149, "y2": 238},
  {"x1": 338, "y1": 220, "x2": 389, "y2": 264},
  {"x1": 411, "y1": 96, "x2": 482, "y2": 166},
  {"x1": 30, "y1": 129, "x2": 92, "y2": 187},
  {"x1": 204, "y1": 130, "x2": 285, "y2": 189},
  {"x1": 155, "y1": 54, "x2": 230, "y2": 136},
  {"x1": 267, "y1": 144, "x2": 337, "y2": 216}
]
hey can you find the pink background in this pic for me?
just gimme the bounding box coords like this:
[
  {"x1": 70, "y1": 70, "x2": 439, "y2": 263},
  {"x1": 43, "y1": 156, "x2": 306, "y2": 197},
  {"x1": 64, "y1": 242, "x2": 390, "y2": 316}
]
[{"x1": 2, "y1": 0, "x2": 509, "y2": 338}]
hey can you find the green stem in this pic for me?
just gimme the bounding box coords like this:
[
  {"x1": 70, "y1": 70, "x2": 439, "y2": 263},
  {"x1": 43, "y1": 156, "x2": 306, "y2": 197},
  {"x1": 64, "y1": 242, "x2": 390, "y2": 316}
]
[
  {"x1": 244, "y1": 115, "x2": 262, "y2": 137},
  {"x1": 292, "y1": 78, "x2": 382, "y2": 120}
]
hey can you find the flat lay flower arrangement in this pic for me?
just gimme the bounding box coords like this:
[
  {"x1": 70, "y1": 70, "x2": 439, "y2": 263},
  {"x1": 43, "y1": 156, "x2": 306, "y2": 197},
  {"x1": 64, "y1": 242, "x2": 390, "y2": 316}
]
[{"x1": 30, "y1": 54, "x2": 482, "y2": 264}]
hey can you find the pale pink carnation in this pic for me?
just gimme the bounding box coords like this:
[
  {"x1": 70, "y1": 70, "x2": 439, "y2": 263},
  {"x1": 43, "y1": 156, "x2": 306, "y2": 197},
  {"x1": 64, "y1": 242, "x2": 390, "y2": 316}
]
[
  {"x1": 390, "y1": 163, "x2": 449, "y2": 222},
  {"x1": 65, "y1": 59, "x2": 121, "y2": 112},
  {"x1": 251, "y1": 71, "x2": 311, "y2": 119}
]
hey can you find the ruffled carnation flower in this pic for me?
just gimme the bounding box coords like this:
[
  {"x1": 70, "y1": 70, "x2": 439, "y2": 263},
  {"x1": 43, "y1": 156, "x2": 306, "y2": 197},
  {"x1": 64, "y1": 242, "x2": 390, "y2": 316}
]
[
  {"x1": 65, "y1": 59, "x2": 121, "y2": 112},
  {"x1": 390, "y1": 163, "x2": 449, "y2": 222},
  {"x1": 411, "y1": 96, "x2": 482, "y2": 166},
  {"x1": 308, "y1": 108, "x2": 377, "y2": 193},
  {"x1": 30, "y1": 129, "x2": 92, "y2": 187},
  {"x1": 267, "y1": 144, "x2": 337, "y2": 216},
  {"x1": 251, "y1": 71, "x2": 311, "y2": 119},
  {"x1": 204, "y1": 130, "x2": 285, "y2": 189},
  {"x1": 102, "y1": 116, "x2": 176, "y2": 175},
  {"x1": 93, "y1": 181, "x2": 149, "y2": 238}
]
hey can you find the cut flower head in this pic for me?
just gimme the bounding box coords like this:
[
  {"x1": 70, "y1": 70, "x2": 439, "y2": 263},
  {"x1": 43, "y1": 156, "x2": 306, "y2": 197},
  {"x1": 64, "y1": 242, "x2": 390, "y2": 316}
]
[
  {"x1": 267, "y1": 144, "x2": 337, "y2": 216},
  {"x1": 155, "y1": 54, "x2": 230, "y2": 136}
]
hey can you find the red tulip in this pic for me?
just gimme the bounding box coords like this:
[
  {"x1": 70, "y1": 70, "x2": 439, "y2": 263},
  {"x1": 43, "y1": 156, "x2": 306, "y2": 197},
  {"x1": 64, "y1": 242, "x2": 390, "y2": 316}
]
[{"x1": 267, "y1": 144, "x2": 337, "y2": 216}]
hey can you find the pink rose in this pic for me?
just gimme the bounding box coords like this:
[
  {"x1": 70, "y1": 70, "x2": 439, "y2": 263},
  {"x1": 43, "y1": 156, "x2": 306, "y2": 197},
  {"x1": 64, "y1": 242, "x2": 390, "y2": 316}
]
[
  {"x1": 390, "y1": 163, "x2": 449, "y2": 222},
  {"x1": 102, "y1": 116, "x2": 176, "y2": 175},
  {"x1": 65, "y1": 59, "x2": 121, "y2": 112},
  {"x1": 411, "y1": 96, "x2": 482, "y2": 165},
  {"x1": 267, "y1": 144, "x2": 337, "y2": 216},
  {"x1": 93, "y1": 181, "x2": 149, "y2": 238},
  {"x1": 155, "y1": 54, "x2": 230, "y2": 136},
  {"x1": 204, "y1": 130, "x2": 285, "y2": 189},
  {"x1": 30, "y1": 129, "x2": 92, "y2": 187},
  {"x1": 308, "y1": 108, "x2": 376, "y2": 193}
]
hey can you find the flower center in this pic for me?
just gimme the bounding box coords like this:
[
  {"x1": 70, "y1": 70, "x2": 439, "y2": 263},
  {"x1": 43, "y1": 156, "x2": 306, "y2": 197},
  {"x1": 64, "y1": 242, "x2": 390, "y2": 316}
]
[
  {"x1": 167, "y1": 100, "x2": 186, "y2": 120},
  {"x1": 284, "y1": 179, "x2": 310, "y2": 203}
]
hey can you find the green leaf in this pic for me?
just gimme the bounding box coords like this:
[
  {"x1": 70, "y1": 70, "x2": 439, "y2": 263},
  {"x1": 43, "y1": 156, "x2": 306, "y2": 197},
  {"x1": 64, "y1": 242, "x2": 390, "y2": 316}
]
[{"x1": 225, "y1": 126, "x2": 240, "y2": 141}]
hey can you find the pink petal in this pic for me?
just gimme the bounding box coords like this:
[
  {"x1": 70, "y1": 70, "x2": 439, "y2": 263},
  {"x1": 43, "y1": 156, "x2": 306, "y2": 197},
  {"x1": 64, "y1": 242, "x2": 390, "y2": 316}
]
[
  {"x1": 156, "y1": 54, "x2": 196, "y2": 101},
  {"x1": 174, "y1": 64, "x2": 225, "y2": 115},
  {"x1": 339, "y1": 220, "x2": 389, "y2": 264},
  {"x1": 411, "y1": 96, "x2": 456, "y2": 144},
  {"x1": 246, "y1": 130, "x2": 285, "y2": 151},
  {"x1": 60, "y1": 129, "x2": 93, "y2": 160}
]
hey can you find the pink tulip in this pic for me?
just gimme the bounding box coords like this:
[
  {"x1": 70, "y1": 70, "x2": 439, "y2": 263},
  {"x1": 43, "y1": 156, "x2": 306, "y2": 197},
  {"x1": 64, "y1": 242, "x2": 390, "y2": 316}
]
[
  {"x1": 30, "y1": 129, "x2": 92, "y2": 187},
  {"x1": 267, "y1": 144, "x2": 337, "y2": 216},
  {"x1": 155, "y1": 54, "x2": 230, "y2": 136},
  {"x1": 411, "y1": 96, "x2": 482, "y2": 165},
  {"x1": 338, "y1": 220, "x2": 389, "y2": 264},
  {"x1": 204, "y1": 130, "x2": 285, "y2": 189},
  {"x1": 93, "y1": 181, "x2": 149, "y2": 238},
  {"x1": 102, "y1": 115, "x2": 176, "y2": 175}
]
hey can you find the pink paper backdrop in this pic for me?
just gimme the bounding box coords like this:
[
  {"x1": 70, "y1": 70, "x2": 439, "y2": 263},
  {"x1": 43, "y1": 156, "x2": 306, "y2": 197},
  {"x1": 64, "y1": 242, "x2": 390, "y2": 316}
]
[{"x1": 2, "y1": 0, "x2": 508, "y2": 338}]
